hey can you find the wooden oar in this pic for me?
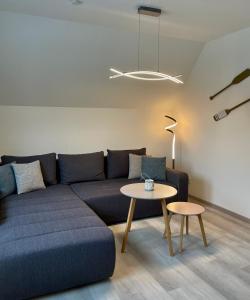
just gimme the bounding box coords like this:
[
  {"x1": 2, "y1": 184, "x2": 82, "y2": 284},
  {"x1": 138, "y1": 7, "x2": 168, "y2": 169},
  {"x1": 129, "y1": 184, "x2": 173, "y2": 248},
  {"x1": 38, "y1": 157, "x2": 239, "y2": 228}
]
[
  {"x1": 210, "y1": 69, "x2": 250, "y2": 100},
  {"x1": 213, "y1": 98, "x2": 250, "y2": 121}
]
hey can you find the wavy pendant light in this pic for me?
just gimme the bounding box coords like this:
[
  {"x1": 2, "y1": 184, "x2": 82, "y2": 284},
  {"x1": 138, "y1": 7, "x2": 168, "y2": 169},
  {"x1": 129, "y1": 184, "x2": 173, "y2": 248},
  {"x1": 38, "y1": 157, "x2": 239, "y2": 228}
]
[{"x1": 109, "y1": 6, "x2": 183, "y2": 84}]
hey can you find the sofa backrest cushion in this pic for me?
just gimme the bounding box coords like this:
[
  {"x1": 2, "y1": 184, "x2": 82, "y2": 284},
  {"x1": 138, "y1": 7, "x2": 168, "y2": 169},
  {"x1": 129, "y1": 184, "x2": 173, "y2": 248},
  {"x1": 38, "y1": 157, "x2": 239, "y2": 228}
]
[
  {"x1": 1, "y1": 153, "x2": 57, "y2": 186},
  {"x1": 58, "y1": 151, "x2": 105, "y2": 184},
  {"x1": 107, "y1": 148, "x2": 146, "y2": 179}
]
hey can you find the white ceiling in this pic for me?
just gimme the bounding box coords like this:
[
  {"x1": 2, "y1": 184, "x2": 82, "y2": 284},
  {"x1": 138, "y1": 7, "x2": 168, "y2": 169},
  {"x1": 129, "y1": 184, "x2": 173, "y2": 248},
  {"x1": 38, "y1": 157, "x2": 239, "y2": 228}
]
[
  {"x1": 0, "y1": 11, "x2": 203, "y2": 107},
  {"x1": 0, "y1": 0, "x2": 250, "y2": 42},
  {"x1": 0, "y1": 1, "x2": 249, "y2": 108}
]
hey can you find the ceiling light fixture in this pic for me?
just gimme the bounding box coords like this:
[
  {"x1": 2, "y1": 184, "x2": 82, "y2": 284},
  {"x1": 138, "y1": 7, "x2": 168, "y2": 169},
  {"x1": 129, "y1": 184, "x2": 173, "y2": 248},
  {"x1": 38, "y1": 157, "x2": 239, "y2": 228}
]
[
  {"x1": 109, "y1": 6, "x2": 183, "y2": 84},
  {"x1": 70, "y1": 0, "x2": 83, "y2": 5}
]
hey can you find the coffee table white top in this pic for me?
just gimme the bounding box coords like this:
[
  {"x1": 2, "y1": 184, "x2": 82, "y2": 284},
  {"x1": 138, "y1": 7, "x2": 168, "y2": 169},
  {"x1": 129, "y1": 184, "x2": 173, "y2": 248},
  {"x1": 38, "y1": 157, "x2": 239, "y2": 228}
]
[{"x1": 120, "y1": 183, "x2": 177, "y2": 200}]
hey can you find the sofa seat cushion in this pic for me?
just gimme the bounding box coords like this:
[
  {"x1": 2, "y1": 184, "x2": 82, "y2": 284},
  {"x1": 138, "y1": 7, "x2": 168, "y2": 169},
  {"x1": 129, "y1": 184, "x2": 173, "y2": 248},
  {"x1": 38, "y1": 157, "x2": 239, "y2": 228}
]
[
  {"x1": 0, "y1": 185, "x2": 115, "y2": 300},
  {"x1": 70, "y1": 179, "x2": 178, "y2": 225}
]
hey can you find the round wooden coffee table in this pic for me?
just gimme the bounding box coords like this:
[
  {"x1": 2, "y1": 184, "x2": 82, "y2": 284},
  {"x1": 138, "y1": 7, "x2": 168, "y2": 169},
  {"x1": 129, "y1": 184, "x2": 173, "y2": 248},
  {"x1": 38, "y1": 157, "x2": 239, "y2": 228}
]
[
  {"x1": 120, "y1": 183, "x2": 177, "y2": 256},
  {"x1": 167, "y1": 202, "x2": 208, "y2": 252}
]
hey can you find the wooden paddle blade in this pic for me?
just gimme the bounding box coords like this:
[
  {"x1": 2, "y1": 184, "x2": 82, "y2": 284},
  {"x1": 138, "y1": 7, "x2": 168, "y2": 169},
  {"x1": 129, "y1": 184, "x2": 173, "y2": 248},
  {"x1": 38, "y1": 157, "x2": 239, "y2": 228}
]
[
  {"x1": 232, "y1": 68, "x2": 250, "y2": 84},
  {"x1": 214, "y1": 99, "x2": 250, "y2": 122},
  {"x1": 210, "y1": 68, "x2": 250, "y2": 100},
  {"x1": 213, "y1": 109, "x2": 230, "y2": 121}
]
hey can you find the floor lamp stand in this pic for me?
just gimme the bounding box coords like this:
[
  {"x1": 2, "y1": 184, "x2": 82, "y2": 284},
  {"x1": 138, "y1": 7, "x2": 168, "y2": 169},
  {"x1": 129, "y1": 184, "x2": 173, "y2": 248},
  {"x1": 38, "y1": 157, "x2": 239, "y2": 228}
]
[
  {"x1": 168, "y1": 130, "x2": 176, "y2": 170},
  {"x1": 172, "y1": 158, "x2": 175, "y2": 169},
  {"x1": 165, "y1": 115, "x2": 177, "y2": 170}
]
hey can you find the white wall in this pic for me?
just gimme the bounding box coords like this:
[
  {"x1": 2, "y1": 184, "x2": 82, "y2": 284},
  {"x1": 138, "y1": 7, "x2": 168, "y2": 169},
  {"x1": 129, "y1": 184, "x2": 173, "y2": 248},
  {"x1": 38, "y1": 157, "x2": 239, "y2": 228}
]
[
  {"x1": 178, "y1": 27, "x2": 250, "y2": 218},
  {"x1": 1, "y1": 11, "x2": 249, "y2": 218},
  {"x1": 0, "y1": 11, "x2": 202, "y2": 108},
  {"x1": 0, "y1": 11, "x2": 201, "y2": 166},
  {"x1": 0, "y1": 104, "x2": 178, "y2": 166}
]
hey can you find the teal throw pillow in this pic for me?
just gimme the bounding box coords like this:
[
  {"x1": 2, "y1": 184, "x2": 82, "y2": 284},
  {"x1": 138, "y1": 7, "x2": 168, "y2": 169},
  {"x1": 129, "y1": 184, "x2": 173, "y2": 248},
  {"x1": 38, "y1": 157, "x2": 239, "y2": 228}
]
[
  {"x1": 141, "y1": 156, "x2": 166, "y2": 181},
  {"x1": 0, "y1": 163, "x2": 16, "y2": 199}
]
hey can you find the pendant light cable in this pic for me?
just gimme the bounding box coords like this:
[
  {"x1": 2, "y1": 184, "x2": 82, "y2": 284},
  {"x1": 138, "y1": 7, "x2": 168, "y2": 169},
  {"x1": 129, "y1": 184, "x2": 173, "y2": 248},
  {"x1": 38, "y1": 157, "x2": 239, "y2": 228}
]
[
  {"x1": 109, "y1": 6, "x2": 184, "y2": 84},
  {"x1": 157, "y1": 15, "x2": 160, "y2": 72},
  {"x1": 138, "y1": 12, "x2": 141, "y2": 70}
]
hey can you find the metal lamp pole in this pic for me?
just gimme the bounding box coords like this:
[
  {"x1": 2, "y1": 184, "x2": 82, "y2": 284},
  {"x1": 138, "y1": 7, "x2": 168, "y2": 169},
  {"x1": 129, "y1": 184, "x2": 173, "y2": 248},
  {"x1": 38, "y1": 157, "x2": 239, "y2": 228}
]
[{"x1": 165, "y1": 116, "x2": 177, "y2": 169}]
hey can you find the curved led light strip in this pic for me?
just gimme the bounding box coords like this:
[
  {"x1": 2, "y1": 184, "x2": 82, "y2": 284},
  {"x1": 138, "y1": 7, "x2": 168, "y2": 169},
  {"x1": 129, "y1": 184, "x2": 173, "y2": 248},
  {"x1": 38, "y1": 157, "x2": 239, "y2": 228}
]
[
  {"x1": 109, "y1": 7, "x2": 184, "y2": 84},
  {"x1": 109, "y1": 68, "x2": 183, "y2": 84},
  {"x1": 165, "y1": 115, "x2": 178, "y2": 169},
  {"x1": 164, "y1": 115, "x2": 178, "y2": 130}
]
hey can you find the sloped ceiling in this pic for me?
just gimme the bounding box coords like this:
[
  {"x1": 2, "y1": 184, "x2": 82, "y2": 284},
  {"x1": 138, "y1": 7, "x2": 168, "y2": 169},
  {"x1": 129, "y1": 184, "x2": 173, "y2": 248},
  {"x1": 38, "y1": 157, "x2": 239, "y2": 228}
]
[
  {"x1": 1, "y1": 0, "x2": 250, "y2": 41},
  {"x1": 0, "y1": 0, "x2": 249, "y2": 108}
]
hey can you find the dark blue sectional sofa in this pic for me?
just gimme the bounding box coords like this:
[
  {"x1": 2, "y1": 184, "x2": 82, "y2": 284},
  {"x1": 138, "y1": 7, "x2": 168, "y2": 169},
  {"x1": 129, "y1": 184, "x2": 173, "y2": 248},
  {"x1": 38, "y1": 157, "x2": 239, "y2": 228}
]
[
  {"x1": 0, "y1": 151, "x2": 188, "y2": 299},
  {"x1": 71, "y1": 169, "x2": 188, "y2": 225}
]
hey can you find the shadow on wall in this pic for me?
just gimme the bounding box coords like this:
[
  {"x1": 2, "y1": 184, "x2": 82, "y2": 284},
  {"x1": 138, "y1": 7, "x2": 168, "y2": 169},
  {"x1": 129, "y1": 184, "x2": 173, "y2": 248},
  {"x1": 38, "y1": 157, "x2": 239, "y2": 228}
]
[{"x1": 189, "y1": 175, "x2": 213, "y2": 201}]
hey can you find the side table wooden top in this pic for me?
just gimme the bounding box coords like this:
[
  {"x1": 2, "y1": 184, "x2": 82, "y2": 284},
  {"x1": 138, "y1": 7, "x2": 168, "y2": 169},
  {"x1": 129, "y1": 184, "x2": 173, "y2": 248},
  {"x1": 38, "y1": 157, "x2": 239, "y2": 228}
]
[
  {"x1": 167, "y1": 202, "x2": 205, "y2": 216},
  {"x1": 120, "y1": 183, "x2": 177, "y2": 200}
]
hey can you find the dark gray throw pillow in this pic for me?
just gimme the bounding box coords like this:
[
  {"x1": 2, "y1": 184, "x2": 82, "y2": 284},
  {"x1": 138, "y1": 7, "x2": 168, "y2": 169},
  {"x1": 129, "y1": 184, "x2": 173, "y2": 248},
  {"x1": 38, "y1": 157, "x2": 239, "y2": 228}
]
[
  {"x1": 107, "y1": 148, "x2": 146, "y2": 179},
  {"x1": 58, "y1": 151, "x2": 105, "y2": 184},
  {"x1": 141, "y1": 156, "x2": 166, "y2": 181},
  {"x1": 1, "y1": 153, "x2": 57, "y2": 186},
  {"x1": 0, "y1": 163, "x2": 16, "y2": 199}
]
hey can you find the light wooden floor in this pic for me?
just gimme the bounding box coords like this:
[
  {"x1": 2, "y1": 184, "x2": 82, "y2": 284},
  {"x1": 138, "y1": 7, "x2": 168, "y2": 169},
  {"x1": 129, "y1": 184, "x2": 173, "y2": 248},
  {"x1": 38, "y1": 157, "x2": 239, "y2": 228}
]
[{"x1": 39, "y1": 198, "x2": 250, "y2": 300}]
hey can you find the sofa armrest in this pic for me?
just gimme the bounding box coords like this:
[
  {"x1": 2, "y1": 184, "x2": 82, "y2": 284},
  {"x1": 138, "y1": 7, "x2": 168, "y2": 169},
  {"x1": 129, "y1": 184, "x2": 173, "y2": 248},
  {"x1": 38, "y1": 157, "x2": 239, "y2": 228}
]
[{"x1": 166, "y1": 168, "x2": 189, "y2": 201}]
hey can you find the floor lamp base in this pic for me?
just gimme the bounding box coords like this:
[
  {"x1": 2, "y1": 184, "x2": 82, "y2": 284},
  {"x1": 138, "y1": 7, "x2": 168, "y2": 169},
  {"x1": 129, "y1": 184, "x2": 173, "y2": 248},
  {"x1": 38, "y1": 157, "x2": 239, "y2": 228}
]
[{"x1": 172, "y1": 159, "x2": 175, "y2": 169}]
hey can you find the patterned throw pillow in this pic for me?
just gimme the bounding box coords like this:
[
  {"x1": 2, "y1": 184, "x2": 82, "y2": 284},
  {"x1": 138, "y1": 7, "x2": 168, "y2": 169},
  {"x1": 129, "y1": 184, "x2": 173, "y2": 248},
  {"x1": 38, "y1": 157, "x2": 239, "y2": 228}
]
[
  {"x1": 0, "y1": 164, "x2": 16, "y2": 199},
  {"x1": 141, "y1": 156, "x2": 166, "y2": 181},
  {"x1": 11, "y1": 161, "x2": 46, "y2": 195}
]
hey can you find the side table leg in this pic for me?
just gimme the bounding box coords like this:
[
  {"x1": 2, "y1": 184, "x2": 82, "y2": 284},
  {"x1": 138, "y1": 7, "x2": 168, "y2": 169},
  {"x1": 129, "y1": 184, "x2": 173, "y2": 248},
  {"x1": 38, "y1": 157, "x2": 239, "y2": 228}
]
[
  {"x1": 198, "y1": 214, "x2": 208, "y2": 247},
  {"x1": 163, "y1": 212, "x2": 172, "y2": 238},
  {"x1": 179, "y1": 215, "x2": 185, "y2": 252},
  {"x1": 161, "y1": 200, "x2": 174, "y2": 256},
  {"x1": 121, "y1": 198, "x2": 136, "y2": 253},
  {"x1": 186, "y1": 216, "x2": 189, "y2": 235}
]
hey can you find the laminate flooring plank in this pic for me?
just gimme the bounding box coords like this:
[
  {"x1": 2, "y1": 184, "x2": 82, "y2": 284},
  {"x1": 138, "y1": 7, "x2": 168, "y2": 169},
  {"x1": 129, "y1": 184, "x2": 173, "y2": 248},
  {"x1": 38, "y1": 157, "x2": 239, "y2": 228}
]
[{"x1": 38, "y1": 202, "x2": 250, "y2": 300}]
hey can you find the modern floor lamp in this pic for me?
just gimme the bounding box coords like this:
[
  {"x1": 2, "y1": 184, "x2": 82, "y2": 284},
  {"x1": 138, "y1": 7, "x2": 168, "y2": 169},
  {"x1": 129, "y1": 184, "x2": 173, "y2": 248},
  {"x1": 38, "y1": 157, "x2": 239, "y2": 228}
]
[{"x1": 165, "y1": 115, "x2": 177, "y2": 169}]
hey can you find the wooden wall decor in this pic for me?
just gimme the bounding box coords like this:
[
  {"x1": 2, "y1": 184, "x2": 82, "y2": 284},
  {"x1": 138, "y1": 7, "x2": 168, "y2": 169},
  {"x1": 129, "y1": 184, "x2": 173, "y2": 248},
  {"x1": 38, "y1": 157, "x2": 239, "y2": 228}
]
[
  {"x1": 210, "y1": 69, "x2": 250, "y2": 100},
  {"x1": 213, "y1": 98, "x2": 250, "y2": 121}
]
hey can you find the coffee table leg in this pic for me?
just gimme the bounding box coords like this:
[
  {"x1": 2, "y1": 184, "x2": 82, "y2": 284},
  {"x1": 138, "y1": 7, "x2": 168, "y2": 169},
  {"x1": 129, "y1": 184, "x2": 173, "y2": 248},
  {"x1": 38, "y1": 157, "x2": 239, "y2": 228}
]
[
  {"x1": 198, "y1": 214, "x2": 208, "y2": 247},
  {"x1": 121, "y1": 198, "x2": 136, "y2": 253},
  {"x1": 179, "y1": 215, "x2": 185, "y2": 252},
  {"x1": 186, "y1": 216, "x2": 189, "y2": 235},
  {"x1": 161, "y1": 200, "x2": 174, "y2": 256},
  {"x1": 163, "y1": 212, "x2": 172, "y2": 238}
]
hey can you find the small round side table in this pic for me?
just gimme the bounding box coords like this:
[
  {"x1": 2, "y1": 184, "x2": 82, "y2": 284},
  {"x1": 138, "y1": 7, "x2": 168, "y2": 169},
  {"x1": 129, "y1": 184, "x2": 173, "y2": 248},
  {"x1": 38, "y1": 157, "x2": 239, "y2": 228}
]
[
  {"x1": 120, "y1": 183, "x2": 177, "y2": 256},
  {"x1": 166, "y1": 202, "x2": 208, "y2": 252}
]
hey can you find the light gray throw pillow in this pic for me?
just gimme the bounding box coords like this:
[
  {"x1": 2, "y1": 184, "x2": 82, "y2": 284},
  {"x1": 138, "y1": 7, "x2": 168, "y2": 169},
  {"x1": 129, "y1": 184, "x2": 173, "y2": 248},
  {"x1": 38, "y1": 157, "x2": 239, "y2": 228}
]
[
  {"x1": 128, "y1": 154, "x2": 143, "y2": 179},
  {"x1": 11, "y1": 160, "x2": 46, "y2": 194}
]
